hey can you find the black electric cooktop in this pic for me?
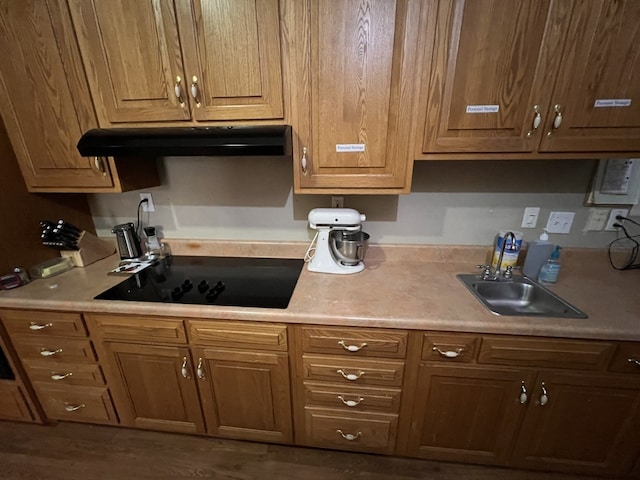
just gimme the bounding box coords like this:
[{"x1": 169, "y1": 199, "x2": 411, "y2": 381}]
[{"x1": 95, "y1": 256, "x2": 304, "y2": 309}]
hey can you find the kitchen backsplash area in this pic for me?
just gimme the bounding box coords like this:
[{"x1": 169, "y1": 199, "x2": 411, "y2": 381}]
[{"x1": 88, "y1": 157, "x2": 628, "y2": 249}]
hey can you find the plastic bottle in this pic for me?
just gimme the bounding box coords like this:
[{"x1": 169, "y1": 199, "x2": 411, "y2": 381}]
[
  {"x1": 522, "y1": 230, "x2": 555, "y2": 279},
  {"x1": 538, "y1": 246, "x2": 562, "y2": 284}
]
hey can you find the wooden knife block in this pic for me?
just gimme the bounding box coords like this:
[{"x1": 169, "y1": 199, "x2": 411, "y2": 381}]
[{"x1": 60, "y1": 232, "x2": 115, "y2": 267}]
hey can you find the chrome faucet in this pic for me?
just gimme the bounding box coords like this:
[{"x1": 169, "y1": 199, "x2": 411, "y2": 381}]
[{"x1": 493, "y1": 231, "x2": 517, "y2": 280}]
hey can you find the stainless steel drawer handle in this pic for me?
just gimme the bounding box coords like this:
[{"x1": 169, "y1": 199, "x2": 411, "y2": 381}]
[
  {"x1": 40, "y1": 348, "x2": 62, "y2": 357},
  {"x1": 432, "y1": 346, "x2": 463, "y2": 358},
  {"x1": 628, "y1": 358, "x2": 640, "y2": 368},
  {"x1": 338, "y1": 340, "x2": 368, "y2": 352},
  {"x1": 196, "y1": 358, "x2": 205, "y2": 379},
  {"x1": 29, "y1": 322, "x2": 53, "y2": 331},
  {"x1": 181, "y1": 357, "x2": 190, "y2": 379},
  {"x1": 64, "y1": 403, "x2": 86, "y2": 412},
  {"x1": 337, "y1": 369, "x2": 365, "y2": 381},
  {"x1": 337, "y1": 430, "x2": 362, "y2": 441},
  {"x1": 519, "y1": 381, "x2": 528, "y2": 404},
  {"x1": 338, "y1": 395, "x2": 364, "y2": 407},
  {"x1": 51, "y1": 372, "x2": 73, "y2": 381},
  {"x1": 538, "y1": 382, "x2": 549, "y2": 406}
]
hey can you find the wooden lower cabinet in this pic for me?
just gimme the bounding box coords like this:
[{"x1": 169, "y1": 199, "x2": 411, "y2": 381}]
[
  {"x1": 0, "y1": 382, "x2": 36, "y2": 422},
  {"x1": 104, "y1": 342, "x2": 205, "y2": 434},
  {"x1": 407, "y1": 364, "x2": 535, "y2": 465},
  {"x1": 193, "y1": 347, "x2": 292, "y2": 443}
]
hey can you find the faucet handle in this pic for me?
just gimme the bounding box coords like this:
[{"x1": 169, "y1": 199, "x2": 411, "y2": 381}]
[
  {"x1": 476, "y1": 264, "x2": 493, "y2": 280},
  {"x1": 503, "y1": 265, "x2": 514, "y2": 279}
]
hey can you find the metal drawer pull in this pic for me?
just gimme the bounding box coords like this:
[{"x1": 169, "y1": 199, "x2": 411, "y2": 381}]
[
  {"x1": 190, "y1": 76, "x2": 201, "y2": 107},
  {"x1": 526, "y1": 104, "x2": 542, "y2": 137},
  {"x1": 337, "y1": 430, "x2": 362, "y2": 441},
  {"x1": 29, "y1": 322, "x2": 53, "y2": 331},
  {"x1": 93, "y1": 156, "x2": 107, "y2": 176},
  {"x1": 64, "y1": 403, "x2": 85, "y2": 412},
  {"x1": 51, "y1": 372, "x2": 73, "y2": 381},
  {"x1": 338, "y1": 395, "x2": 364, "y2": 407},
  {"x1": 519, "y1": 381, "x2": 528, "y2": 404},
  {"x1": 432, "y1": 346, "x2": 463, "y2": 358},
  {"x1": 546, "y1": 104, "x2": 562, "y2": 136},
  {"x1": 628, "y1": 358, "x2": 640, "y2": 368},
  {"x1": 301, "y1": 147, "x2": 308, "y2": 175},
  {"x1": 40, "y1": 348, "x2": 62, "y2": 357},
  {"x1": 337, "y1": 369, "x2": 365, "y2": 381},
  {"x1": 338, "y1": 340, "x2": 368, "y2": 352},
  {"x1": 181, "y1": 357, "x2": 190, "y2": 379},
  {"x1": 539, "y1": 382, "x2": 549, "y2": 406},
  {"x1": 196, "y1": 358, "x2": 205, "y2": 379},
  {"x1": 174, "y1": 75, "x2": 185, "y2": 106}
]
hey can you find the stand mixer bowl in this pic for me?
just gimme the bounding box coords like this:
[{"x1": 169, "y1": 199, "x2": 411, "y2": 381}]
[{"x1": 330, "y1": 230, "x2": 370, "y2": 266}]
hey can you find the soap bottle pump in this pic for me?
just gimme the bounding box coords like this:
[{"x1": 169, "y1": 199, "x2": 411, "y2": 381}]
[
  {"x1": 523, "y1": 229, "x2": 555, "y2": 279},
  {"x1": 538, "y1": 246, "x2": 562, "y2": 284}
]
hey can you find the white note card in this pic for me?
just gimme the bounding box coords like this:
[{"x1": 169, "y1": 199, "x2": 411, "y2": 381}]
[
  {"x1": 336, "y1": 144, "x2": 365, "y2": 152},
  {"x1": 594, "y1": 99, "x2": 632, "y2": 108},
  {"x1": 601, "y1": 159, "x2": 633, "y2": 194},
  {"x1": 466, "y1": 105, "x2": 499, "y2": 113}
]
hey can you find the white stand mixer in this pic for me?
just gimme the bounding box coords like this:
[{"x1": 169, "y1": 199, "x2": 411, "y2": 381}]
[{"x1": 306, "y1": 208, "x2": 369, "y2": 274}]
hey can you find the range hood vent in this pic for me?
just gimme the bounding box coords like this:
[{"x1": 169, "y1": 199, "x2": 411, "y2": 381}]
[{"x1": 77, "y1": 125, "x2": 292, "y2": 157}]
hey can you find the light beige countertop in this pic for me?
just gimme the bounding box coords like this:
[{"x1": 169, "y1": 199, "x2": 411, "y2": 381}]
[{"x1": 1, "y1": 241, "x2": 638, "y2": 341}]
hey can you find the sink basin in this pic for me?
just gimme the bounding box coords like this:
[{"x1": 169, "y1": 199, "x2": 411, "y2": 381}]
[{"x1": 457, "y1": 274, "x2": 587, "y2": 318}]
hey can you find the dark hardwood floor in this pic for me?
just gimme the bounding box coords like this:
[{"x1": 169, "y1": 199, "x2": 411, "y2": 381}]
[{"x1": 0, "y1": 421, "x2": 603, "y2": 480}]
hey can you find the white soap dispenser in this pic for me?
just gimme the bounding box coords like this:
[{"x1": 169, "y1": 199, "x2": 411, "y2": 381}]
[{"x1": 522, "y1": 230, "x2": 556, "y2": 279}]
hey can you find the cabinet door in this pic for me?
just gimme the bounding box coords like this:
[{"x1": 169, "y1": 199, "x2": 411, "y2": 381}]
[
  {"x1": 512, "y1": 371, "x2": 640, "y2": 476},
  {"x1": 68, "y1": 0, "x2": 191, "y2": 123},
  {"x1": 287, "y1": 0, "x2": 421, "y2": 191},
  {"x1": 539, "y1": 1, "x2": 640, "y2": 152},
  {"x1": 175, "y1": 0, "x2": 284, "y2": 121},
  {"x1": 104, "y1": 342, "x2": 205, "y2": 434},
  {"x1": 193, "y1": 347, "x2": 292, "y2": 443},
  {"x1": 407, "y1": 364, "x2": 535, "y2": 465},
  {"x1": 0, "y1": 0, "x2": 114, "y2": 190},
  {"x1": 418, "y1": 0, "x2": 572, "y2": 153},
  {"x1": 0, "y1": 382, "x2": 36, "y2": 422}
]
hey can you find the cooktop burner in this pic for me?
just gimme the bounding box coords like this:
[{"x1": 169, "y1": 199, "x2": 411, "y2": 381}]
[{"x1": 95, "y1": 256, "x2": 304, "y2": 309}]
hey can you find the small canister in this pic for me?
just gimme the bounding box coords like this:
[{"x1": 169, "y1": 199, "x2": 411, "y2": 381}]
[{"x1": 491, "y1": 230, "x2": 523, "y2": 271}]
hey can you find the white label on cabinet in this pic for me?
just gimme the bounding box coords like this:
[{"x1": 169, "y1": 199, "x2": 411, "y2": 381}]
[
  {"x1": 336, "y1": 144, "x2": 366, "y2": 152},
  {"x1": 594, "y1": 99, "x2": 632, "y2": 108},
  {"x1": 466, "y1": 104, "x2": 499, "y2": 113}
]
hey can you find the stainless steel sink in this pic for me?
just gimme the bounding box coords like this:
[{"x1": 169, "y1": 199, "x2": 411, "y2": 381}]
[{"x1": 457, "y1": 274, "x2": 587, "y2": 318}]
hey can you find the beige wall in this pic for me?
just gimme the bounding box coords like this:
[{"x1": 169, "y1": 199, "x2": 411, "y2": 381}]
[{"x1": 88, "y1": 157, "x2": 623, "y2": 249}]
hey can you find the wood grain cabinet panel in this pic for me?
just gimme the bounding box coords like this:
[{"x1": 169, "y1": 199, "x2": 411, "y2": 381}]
[
  {"x1": 10, "y1": 336, "x2": 96, "y2": 363},
  {"x1": 303, "y1": 381, "x2": 402, "y2": 413},
  {"x1": 609, "y1": 342, "x2": 640, "y2": 374},
  {"x1": 422, "y1": 333, "x2": 479, "y2": 362},
  {"x1": 1, "y1": 310, "x2": 86, "y2": 338},
  {"x1": 189, "y1": 320, "x2": 287, "y2": 351},
  {"x1": 34, "y1": 383, "x2": 117, "y2": 425},
  {"x1": 22, "y1": 360, "x2": 105, "y2": 387},
  {"x1": 302, "y1": 355, "x2": 405, "y2": 387},
  {"x1": 286, "y1": 0, "x2": 422, "y2": 192},
  {"x1": 87, "y1": 314, "x2": 187, "y2": 344},
  {"x1": 301, "y1": 326, "x2": 407, "y2": 358},
  {"x1": 0, "y1": 383, "x2": 36, "y2": 422}
]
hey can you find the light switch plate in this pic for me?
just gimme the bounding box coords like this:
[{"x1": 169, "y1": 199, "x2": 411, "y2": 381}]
[
  {"x1": 521, "y1": 207, "x2": 540, "y2": 228},
  {"x1": 585, "y1": 208, "x2": 609, "y2": 231},
  {"x1": 546, "y1": 211, "x2": 575, "y2": 234}
]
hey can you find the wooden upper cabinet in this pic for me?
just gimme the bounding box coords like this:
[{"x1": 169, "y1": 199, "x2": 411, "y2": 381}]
[
  {"x1": 539, "y1": 1, "x2": 640, "y2": 152},
  {"x1": 417, "y1": 0, "x2": 640, "y2": 156},
  {"x1": 287, "y1": 0, "x2": 422, "y2": 192},
  {"x1": 0, "y1": 0, "x2": 114, "y2": 190},
  {"x1": 68, "y1": 0, "x2": 285, "y2": 125}
]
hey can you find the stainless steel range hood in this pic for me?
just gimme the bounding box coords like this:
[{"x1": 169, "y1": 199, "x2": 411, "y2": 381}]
[{"x1": 77, "y1": 125, "x2": 292, "y2": 157}]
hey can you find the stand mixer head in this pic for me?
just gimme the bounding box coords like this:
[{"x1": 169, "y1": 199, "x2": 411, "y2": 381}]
[{"x1": 307, "y1": 208, "x2": 370, "y2": 274}]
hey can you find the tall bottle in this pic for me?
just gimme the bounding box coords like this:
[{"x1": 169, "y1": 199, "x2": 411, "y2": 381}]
[
  {"x1": 522, "y1": 230, "x2": 555, "y2": 279},
  {"x1": 538, "y1": 246, "x2": 562, "y2": 284}
]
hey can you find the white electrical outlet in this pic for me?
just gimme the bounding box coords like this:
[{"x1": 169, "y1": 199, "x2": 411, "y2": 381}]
[
  {"x1": 139, "y1": 193, "x2": 155, "y2": 212},
  {"x1": 331, "y1": 196, "x2": 344, "y2": 208},
  {"x1": 521, "y1": 207, "x2": 540, "y2": 228},
  {"x1": 545, "y1": 211, "x2": 575, "y2": 234},
  {"x1": 605, "y1": 208, "x2": 629, "y2": 231},
  {"x1": 584, "y1": 208, "x2": 610, "y2": 231}
]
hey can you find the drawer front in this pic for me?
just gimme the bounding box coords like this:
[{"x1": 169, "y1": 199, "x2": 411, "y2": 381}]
[
  {"x1": 87, "y1": 314, "x2": 186, "y2": 344},
  {"x1": 422, "y1": 333, "x2": 479, "y2": 362},
  {"x1": 0, "y1": 383, "x2": 36, "y2": 422},
  {"x1": 301, "y1": 326, "x2": 407, "y2": 358},
  {"x1": 22, "y1": 359, "x2": 105, "y2": 386},
  {"x1": 478, "y1": 336, "x2": 614, "y2": 370},
  {"x1": 11, "y1": 335, "x2": 96, "y2": 363},
  {"x1": 304, "y1": 407, "x2": 397, "y2": 453},
  {"x1": 609, "y1": 343, "x2": 640, "y2": 374},
  {"x1": 1, "y1": 310, "x2": 86, "y2": 337},
  {"x1": 304, "y1": 381, "x2": 402, "y2": 413},
  {"x1": 34, "y1": 383, "x2": 117, "y2": 425},
  {"x1": 189, "y1": 320, "x2": 287, "y2": 351},
  {"x1": 302, "y1": 355, "x2": 404, "y2": 387}
]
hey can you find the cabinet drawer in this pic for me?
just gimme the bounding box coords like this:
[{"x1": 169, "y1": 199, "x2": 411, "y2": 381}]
[
  {"x1": 189, "y1": 320, "x2": 287, "y2": 351},
  {"x1": 22, "y1": 359, "x2": 104, "y2": 386},
  {"x1": 422, "y1": 333, "x2": 479, "y2": 362},
  {"x1": 478, "y1": 336, "x2": 614, "y2": 370},
  {"x1": 0, "y1": 382, "x2": 36, "y2": 422},
  {"x1": 1, "y1": 310, "x2": 86, "y2": 337},
  {"x1": 34, "y1": 383, "x2": 117, "y2": 425},
  {"x1": 304, "y1": 381, "x2": 402, "y2": 413},
  {"x1": 87, "y1": 314, "x2": 186, "y2": 344},
  {"x1": 301, "y1": 326, "x2": 407, "y2": 358},
  {"x1": 304, "y1": 407, "x2": 398, "y2": 453},
  {"x1": 302, "y1": 355, "x2": 404, "y2": 387},
  {"x1": 609, "y1": 343, "x2": 640, "y2": 374},
  {"x1": 11, "y1": 336, "x2": 96, "y2": 363}
]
